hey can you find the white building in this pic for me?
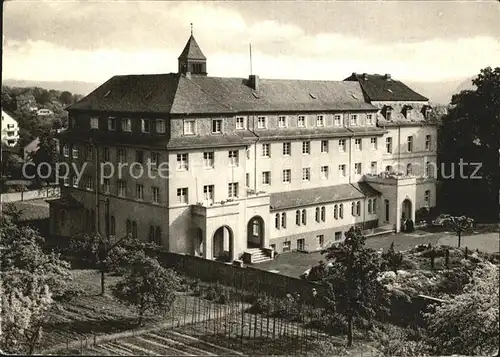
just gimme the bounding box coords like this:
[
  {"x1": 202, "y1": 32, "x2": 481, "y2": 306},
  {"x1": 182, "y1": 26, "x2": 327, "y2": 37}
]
[{"x1": 1, "y1": 110, "x2": 20, "y2": 147}]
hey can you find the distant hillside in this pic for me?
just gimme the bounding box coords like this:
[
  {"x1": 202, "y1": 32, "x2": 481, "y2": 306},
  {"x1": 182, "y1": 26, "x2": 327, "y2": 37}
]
[
  {"x1": 2, "y1": 79, "x2": 100, "y2": 96},
  {"x1": 454, "y1": 77, "x2": 476, "y2": 93}
]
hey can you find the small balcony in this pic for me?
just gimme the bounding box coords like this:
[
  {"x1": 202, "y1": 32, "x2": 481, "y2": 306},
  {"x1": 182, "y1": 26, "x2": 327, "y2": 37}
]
[
  {"x1": 363, "y1": 172, "x2": 418, "y2": 185},
  {"x1": 191, "y1": 199, "x2": 240, "y2": 218}
]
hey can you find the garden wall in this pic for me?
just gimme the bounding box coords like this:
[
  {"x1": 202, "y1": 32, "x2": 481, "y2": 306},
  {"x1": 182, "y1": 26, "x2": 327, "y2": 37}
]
[{"x1": 151, "y1": 250, "x2": 324, "y2": 304}]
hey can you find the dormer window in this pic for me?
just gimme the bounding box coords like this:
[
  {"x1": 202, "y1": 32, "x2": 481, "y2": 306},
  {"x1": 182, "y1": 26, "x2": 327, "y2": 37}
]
[
  {"x1": 403, "y1": 105, "x2": 413, "y2": 120},
  {"x1": 278, "y1": 116, "x2": 287, "y2": 128},
  {"x1": 122, "y1": 118, "x2": 132, "y2": 132},
  {"x1": 384, "y1": 106, "x2": 393, "y2": 121},
  {"x1": 422, "y1": 105, "x2": 433, "y2": 120},
  {"x1": 212, "y1": 119, "x2": 222, "y2": 134},
  {"x1": 141, "y1": 119, "x2": 150, "y2": 133},
  {"x1": 90, "y1": 117, "x2": 99, "y2": 130},
  {"x1": 184, "y1": 120, "x2": 195, "y2": 135}
]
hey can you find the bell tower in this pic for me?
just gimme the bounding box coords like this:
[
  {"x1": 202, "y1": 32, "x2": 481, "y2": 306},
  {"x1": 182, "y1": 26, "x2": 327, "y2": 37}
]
[{"x1": 178, "y1": 24, "x2": 207, "y2": 76}]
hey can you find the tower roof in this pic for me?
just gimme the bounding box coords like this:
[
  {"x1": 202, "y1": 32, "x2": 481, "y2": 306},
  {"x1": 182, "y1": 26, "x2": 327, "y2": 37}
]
[{"x1": 178, "y1": 35, "x2": 206, "y2": 61}]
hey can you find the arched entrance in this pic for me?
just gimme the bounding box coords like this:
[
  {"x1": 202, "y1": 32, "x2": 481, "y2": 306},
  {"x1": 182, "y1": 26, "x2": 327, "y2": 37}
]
[
  {"x1": 402, "y1": 199, "x2": 412, "y2": 221},
  {"x1": 212, "y1": 226, "x2": 234, "y2": 262},
  {"x1": 247, "y1": 216, "x2": 265, "y2": 248},
  {"x1": 194, "y1": 228, "x2": 203, "y2": 257}
]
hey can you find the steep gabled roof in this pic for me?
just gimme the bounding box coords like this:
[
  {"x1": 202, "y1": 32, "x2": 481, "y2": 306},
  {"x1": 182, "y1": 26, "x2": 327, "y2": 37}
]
[
  {"x1": 66, "y1": 74, "x2": 377, "y2": 115},
  {"x1": 344, "y1": 73, "x2": 428, "y2": 102},
  {"x1": 178, "y1": 35, "x2": 206, "y2": 60}
]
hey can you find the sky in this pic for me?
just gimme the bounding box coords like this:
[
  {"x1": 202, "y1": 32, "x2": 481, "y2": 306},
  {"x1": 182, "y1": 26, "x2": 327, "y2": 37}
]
[{"x1": 2, "y1": 0, "x2": 500, "y2": 84}]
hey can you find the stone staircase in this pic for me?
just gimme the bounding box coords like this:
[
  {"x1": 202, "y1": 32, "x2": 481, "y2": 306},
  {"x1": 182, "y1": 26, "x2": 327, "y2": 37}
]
[{"x1": 243, "y1": 248, "x2": 274, "y2": 264}]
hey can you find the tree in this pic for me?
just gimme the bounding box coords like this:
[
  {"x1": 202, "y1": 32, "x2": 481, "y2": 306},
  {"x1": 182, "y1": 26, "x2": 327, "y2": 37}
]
[
  {"x1": 321, "y1": 226, "x2": 387, "y2": 347},
  {"x1": 424, "y1": 262, "x2": 499, "y2": 355},
  {"x1": 0, "y1": 220, "x2": 71, "y2": 354},
  {"x1": 59, "y1": 91, "x2": 73, "y2": 105},
  {"x1": 68, "y1": 233, "x2": 156, "y2": 296},
  {"x1": 438, "y1": 67, "x2": 500, "y2": 221},
  {"x1": 112, "y1": 255, "x2": 180, "y2": 326},
  {"x1": 29, "y1": 129, "x2": 59, "y2": 184},
  {"x1": 440, "y1": 214, "x2": 474, "y2": 247},
  {"x1": 381, "y1": 242, "x2": 404, "y2": 274}
]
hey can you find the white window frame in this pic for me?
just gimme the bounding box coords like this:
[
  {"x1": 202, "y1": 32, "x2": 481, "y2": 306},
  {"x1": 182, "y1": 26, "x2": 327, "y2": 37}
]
[
  {"x1": 407, "y1": 136, "x2": 413, "y2": 152},
  {"x1": 334, "y1": 114, "x2": 342, "y2": 126},
  {"x1": 370, "y1": 161, "x2": 378, "y2": 175},
  {"x1": 354, "y1": 163, "x2": 362, "y2": 175},
  {"x1": 156, "y1": 119, "x2": 166, "y2": 133},
  {"x1": 320, "y1": 166, "x2": 329, "y2": 180},
  {"x1": 321, "y1": 140, "x2": 328, "y2": 153},
  {"x1": 90, "y1": 116, "x2": 99, "y2": 130},
  {"x1": 298, "y1": 115, "x2": 306, "y2": 127},
  {"x1": 177, "y1": 187, "x2": 188, "y2": 204},
  {"x1": 117, "y1": 148, "x2": 126, "y2": 163},
  {"x1": 203, "y1": 151, "x2": 214, "y2": 169},
  {"x1": 203, "y1": 185, "x2": 214, "y2": 204},
  {"x1": 339, "y1": 139, "x2": 346, "y2": 153},
  {"x1": 228, "y1": 182, "x2": 239, "y2": 198},
  {"x1": 302, "y1": 167, "x2": 311, "y2": 181},
  {"x1": 228, "y1": 150, "x2": 239, "y2": 167},
  {"x1": 370, "y1": 137, "x2": 377, "y2": 150},
  {"x1": 212, "y1": 119, "x2": 223, "y2": 134},
  {"x1": 262, "y1": 171, "x2": 271, "y2": 185},
  {"x1": 366, "y1": 114, "x2": 374, "y2": 125},
  {"x1": 257, "y1": 116, "x2": 267, "y2": 129},
  {"x1": 72, "y1": 147, "x2": 79, "y2": 159},
  {"x1": 176, "y1": 153, "x2": 189, "y2": 171},
  {"x1": 184, "y1": 120, "x2": 195, "y2": 135},
  {"x1": 302, "y1": 141, "x2": 310, "y2": 155},
  {"x1": 151, "y1": 187, "x2": 159, "y2": 203},
  {"x1": 283, "y1": 142, "x2": 291, "y2": 156},
  {"x1": 122, "y1": 118, "x2": 132, "y2": 132},
  {"x1": 316, "y1": 115, "x2": 324, "y2": 127},
  {"x1": 278, "y1": 116, "x2": 287, "y2": 128},
  {"x1": 63, "y1": 145, "x2": 69, "y2": 157},
  {"x1": 339, "y1": 164, "x2": 346, "y2": 177},
  {"x1": 282, "y1": 169, "x2": 291, "y2": 183},
  {"x1": 136, "y1": 184, "x2": 144, "y2": 200},
  {"x1": 141, "y1": 118, "x2": 150, "y2": 133},
  {"x1": 236, "y1": 116, "x2": 245, "y2": 130},
  {"x1": 72, "y1": 176, "x2": 79, "y2": 188},
  {"x1": 350, "y1": 114, "x2": 358, "y2": 126},
  {"x1": 386, "y1": 137, "x2": 393, "y2": 154},
  {"x1": 262, "y1": 143, "x2": 270, "y2": 158},
  {"x1": 355, "y1": 138, "x2": 362, "y2": 151},
  {"x1": 425, "y1": 135, "x2": 432, "y2": 150}
]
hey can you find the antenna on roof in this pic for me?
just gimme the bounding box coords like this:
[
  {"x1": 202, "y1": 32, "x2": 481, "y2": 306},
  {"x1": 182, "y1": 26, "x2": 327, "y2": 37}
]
[
  {"x1": 249, "y1": 43, "x2": 253, "y2": 76},
  {"x1": 190, "y1": 23, "x2": 193, "y2": 36}
]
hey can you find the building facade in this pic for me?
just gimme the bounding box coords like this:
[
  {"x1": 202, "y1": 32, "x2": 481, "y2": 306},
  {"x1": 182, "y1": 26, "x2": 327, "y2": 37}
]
[
  {"x1": 49, "y1": 35, "x2": 438, "y2": 263},
  {"x1": 1, "y1": 110, "x2": 20, "y2": 147}
]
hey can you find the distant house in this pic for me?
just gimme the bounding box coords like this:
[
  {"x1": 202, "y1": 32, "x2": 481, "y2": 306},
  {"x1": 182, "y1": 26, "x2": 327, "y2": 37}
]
[
  {"x1": 17, "y1": 94, "x2": 38, "y2": 112},
  {"x1": 23, "y1": 137, "x2": 40, "y2": 160},
  {"x1": 1, "y1": 110, "x2": 20, "y2": 147},
  {"x1": 37, "y1": 108, "x2": 54, "y2": 116}
]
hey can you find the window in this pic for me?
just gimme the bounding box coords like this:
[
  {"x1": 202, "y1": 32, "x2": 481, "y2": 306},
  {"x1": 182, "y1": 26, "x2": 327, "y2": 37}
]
[
  {"x1": 236, "y1": 117, "x2": 245, "y2": 129},
  {"x1": 370, "y1": 161, "x2": 378, "y2": 174},
  {"x1": 321, "y1": 206, "x2": 326, "y2": 222},
  {"x1": 339, "y1": 164, "x2": 346, "y2": 177},
  {"x1": 350, "y1": 114, "x2": 358, "y2": 126},
  {"x1": 117, "y1": 180, "x2": 126, "y2": 197},
  {"x1": 154, "y1": 226, "x2": 162, "y2": 245},
  {"x1": 354, "y1": 163, "x2": 362, "y2": 175},
  {"x1": 283, "y1": 142, "x2": 291, "y2": 156},
  {"x1": 228, "y1": 182, "x2": 239, "y2": 198},
  {"x1": 177, "y1": 153, "x2": 188, "y2": 170},
  {"x1": 334, "y1": 114, "x2": 342, "y2": 126},
  {"x1": 407, "y1": 136, "x2": 413, "y2": 152},
  {"x1": 228, "y1": 150, "x2": 239, "y2": 166},
  {"x1": 356, "y1": 201, "x2": 361, "y2": 216},
  {"x1": 425, "y1": 135, "x2": 432, "y2": 150},
  {"x1": 126, "y1": 220, "x2": 132, "y2": 236},
  {"x1": 406, "y1": 163, "x2": 413, "y2": 175},
  {"x1": 339, "y1": 204, "x2": 344, "y2": 219},
  {"x1": 385, "y1": 199, "x2": 390, "y2": 222},
  {"x1": 372, "y1": 198, "x2": 377, "y2": 214},
  {"x1": 315, "y1": 207, "x2": 320, "y2": 222},
  {"x1": 281, "y1": 213, "x2": 286, "y2": 228},
  {"x1": 302, "y1": 141, "x2": 310, "y2": 155},
  {"x1": 141, "y1": 119, "x2": 150, "y2": 133},
  {"x1": 334, "y1": 204, "x2": 338, "y2": 219},
  {"x1": 386, "y1": 137, "x2": 393, "y2": 153},
  {"x1": 86, "y1": 146, "x2": 93, "y2": 161},
  {"x1": 177, "y1": 187, "x2": 188, "y2": 204},
  {"x1": 316, "y1": 115, "x2": 324, "y2": 127},
  {"x1": 385, "y1": 165, "x2": 393, "y2": 173},
  {"x1": 152, "y1": 187, "x2": 160, "y2": 203},
  {"x1": 320, "y1": 166, "x2": 329, "y2": 179},
  {"x1": 301, "y1": 209, "x2": 307, "y2": 225},
  {"x1": 278, "y1": 116, "x2": 287, "y2": 128},
  {"x1": 90, "y1": 116, "x2": 99, "y2": 129},
  {"x1": 296, "y1": 210, "x2": 301, "y2": 226},
  {"x1": 117, "y1": 149, "x2": 126, "y2": 163},
  {"x1": 262, "y1": 171, "x2": 271, "y2": 185},
  {"x1": 212, "y1": 119, "x2": 222, "y2": 133},
  {"x1": 370, "y1": 137, "x2": 377, "y2": 150},
  {"x1": 298, "y1": 115, "x2": 306, "y2": 127},
  {"x1": 335, "y1": 232, "x2": 343, "y2": 241},
  {"x1": 426, "y1": 161, "x2": 433, "y2": 178},
  {"x1": 108, "y1": 117, "x2": 116, "y2": 131},
  {"x1": 297, "y1": 238, "x2": 305, "y2": 251},
  {"x1": 135, "y1": 150, "x2": 144, "y2": 164},
  {"x1": 184, "y1": 120, "x2": 195, "y2": 135},
  {"x1": 321, "y1": 140, "x2": 328, "y2": 153},
  {"x1": 355, "y1": 138, "x2": 362, "y2": 151},
  {"x1": 103, "y1": 147, "x2": 110, "y2": 161},
  {"x1": 283, "y1": 241, "x2": 291, "y2": 252},
  {"x1": 63, "y1": 145, "x2": 69, "y2": 157},
  {"x1": 246, "y1": 149, "x2": 250, "y2": 159},
  {"x1": 366, "y1": 114, "x2": 374, "y2": 125},
  {"x1": 203, "y1": 185, "x2": 214, "y2": 204},
  {"x1": 203, "y1": 152, "x2": 214, "y2": 168},
  {"x1": 122, "y1": 118, "x2": 132, "y2": 132},
  {"x1": 282, "y1": 169, "x2": 291, "y2": 183},
  {"x1": 318, "y1": 235, "x2": 325, "y2": 248},
  {"x1": 245, "y1": 173, "x2": 250, "y2": 187},
  {"x1": 275, "y1": 213, "x2": 280, "y2": 229},
  {"x1": 257, "y1": 116, "x2": 267, "y2": 129},
  {"x1": 85, "y1": 176, "x2": 93, "y2": 191},
  {"x1": 302, "y1": 168, "x2": 311, "y2": 181},
  {"x1": 150, "y1": 152, "x2": 160, "y2": 167},
  {"x1": 63, "y1": 176, "x2": 70, "y2": 187},
  {"x1": 132, "y1": 221, "x2": 137, "y2": 239},
  {"x1": 339, "y1": 139, "x2": 346, "y2": 152},
  {"x1": 103, "y1": 178, "x2": 110, "y2": 194},
  {"x1": 386, "y1": 108, "x2": 392, "y2": 121},
  {"x1": 156, "y1": 119, "x2": 166, "y2": 133},
  {"x1": 368, "y1": 199, "x2": 373, "y2": 214},
  {"x1": 424, "y1": 190, "x2": 431, "y2": 207},
  {"x1": 72, "y1": 176, "x2": 79, "y2": 188},
  {"x1": 262, "y1": 144, "x2": 270, "y2": 158},
  {"x1": 352, "y1": 202, "x2": 356, "y2": 216},
  {"x1": 136, "y1": 184, "x2": 144, "y2": 200},
  {"x1": 109, "y1": 216, "x2": 116, "y2": 236}
]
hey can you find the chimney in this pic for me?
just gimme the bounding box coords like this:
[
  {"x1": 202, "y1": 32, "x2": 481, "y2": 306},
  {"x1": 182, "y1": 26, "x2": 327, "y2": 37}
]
[
  {"x1": 384, "y1": 74, "x2": 391, "y2": 81},
  {"x1": 362, "y1": 73, "x2": 368, "y2": 80},
  {"x1": 248, "y1": 74, "x2": 259, "y2": 91}
]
